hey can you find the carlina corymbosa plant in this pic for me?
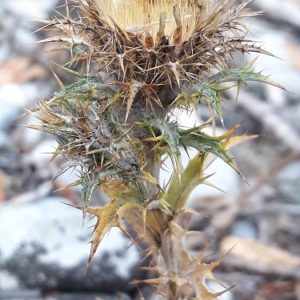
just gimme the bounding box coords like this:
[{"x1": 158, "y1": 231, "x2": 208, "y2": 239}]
[{"x1": 26, "y1": 0, "x2": 284, "y2": 299}]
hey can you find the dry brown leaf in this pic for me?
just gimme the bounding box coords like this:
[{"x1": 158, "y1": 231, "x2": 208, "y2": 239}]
[
  {"x1": 0, "y1": 57, "x2": 46, "y2": 84},
  {"x1": 221, "y1": 236, "x2": 300, "y2": 272},
  {"x1": 258, "y1": 280, "x2": 296, "y2": 298}
]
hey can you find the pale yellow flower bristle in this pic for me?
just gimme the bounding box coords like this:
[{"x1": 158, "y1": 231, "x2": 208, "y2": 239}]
[{"x1": 95, "y1": 0, "x2": 228, "y2": 42}]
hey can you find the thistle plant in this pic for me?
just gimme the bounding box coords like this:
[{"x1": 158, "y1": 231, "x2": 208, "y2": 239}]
[{"x1": 28, "y1": 0, "x2": 283, "y2": 299}]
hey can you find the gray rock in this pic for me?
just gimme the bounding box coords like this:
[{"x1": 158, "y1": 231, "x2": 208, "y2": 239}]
[
  {"x1": 5, "y1": 0, "x2": 60, "y2": 19},
  {"x1": 0, "y1": 290, "x2": 132, "y2": 300},
  {"x1": 0, "y1": 131, "x2": 20, "y2": 172},
  {"x1": 0, "y1": 100, "x2": 21, "y2": 132},
  {"x1": 276, "y1": 161, "x2": 300, "y2": 204},
  {"x1": 0, "y1": 42, "x2": 10, "y2": 64},
  {"x1": 0, "y1": 197, "x2": 141, "y2": 294},
  {"x1": 230, "y1": 220, "x2": 258, "y2": 239}
]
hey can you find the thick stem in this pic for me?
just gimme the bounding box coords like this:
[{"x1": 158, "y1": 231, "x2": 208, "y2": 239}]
[{"x1": 152, "y1": 210, "x2": 183, "y2": 299}]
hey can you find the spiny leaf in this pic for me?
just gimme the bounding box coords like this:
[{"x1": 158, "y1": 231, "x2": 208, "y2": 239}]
[
  {"x1": 179, "y1": 124, "x2": 246, "y2": 181},
  {"x1": 140, "y1": 119, "x2": 183, "y2": 173},
  {"x1": 168, "y1": 92, "x2": 190, "y2": 110},
  {"x1": 208, "y1": 57, "x2": 286, "y2": 91},
  {"x1": 69, "y1": 200, "x2": 120, "y2": 273},
  {"x1": 46, "y1": 75, "x2": 104, "y2": 105},
  {"x1": 61, "y1": 99, "x2": 78, "y2": 116},
  {"x1": 162, "y1": 153, "x2": 207, "y2": 211},
  {"x1": 147, "y1": 198, "x2": 173, "y2": 215},
  {"x1": 65, "y1": 201, "x2": 117, "y2": 273},
  {"x1": 160, "y1": 123, "x2": 254, "y2": 211},
  {"x1": 65, "y1": 199, "x2": 144, "y2": 274},
  {"x1": 193, "y1": 83, "x2": 224, "y2": 126},
  {"x1": 80, "y1": 170, "x2": 129, "y2": 210},
  {"x1": 81, "y1": 173, "x2": 100, "y2": 208}
]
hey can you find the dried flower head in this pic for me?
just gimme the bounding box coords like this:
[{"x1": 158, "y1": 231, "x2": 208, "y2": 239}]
[
  {"x1": 38, "y1": 0, "x2": 273, "y2": 113},
  {"x1": 29, "y1": 0, "x2": 284, "y2": 298}
]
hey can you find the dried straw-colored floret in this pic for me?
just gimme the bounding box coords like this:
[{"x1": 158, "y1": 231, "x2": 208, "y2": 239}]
[{"x1": 28, "y1": 0, "x2": 284, "y2": 299}]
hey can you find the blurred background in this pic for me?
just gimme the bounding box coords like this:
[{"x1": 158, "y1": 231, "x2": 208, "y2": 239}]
[{"x1": 0, "y1": 0, "x2": 300, "y2": 299}]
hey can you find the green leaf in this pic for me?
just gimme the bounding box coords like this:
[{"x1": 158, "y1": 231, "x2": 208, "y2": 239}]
[
  {"x1": 208, "y1": 58, "x2": 286, "y2": 90},
  {"x1": 161, "y1": 153, "x2": 207, "y2": 212},
  {"x1": 179, "y1": 126, "x2": 243, "y2": 179},
  {"x1": 81, "y1": 173, "x2": 100, "y2": 207},
  {"x1": 141, "y1": 119, "x2": 182, "y2": 173},
  {"x1": 46, "y1": 76, "x2": 116, "y2": 106},
  {"x1": 193, "y1": 83, "x2": 224, "y2": 126}
]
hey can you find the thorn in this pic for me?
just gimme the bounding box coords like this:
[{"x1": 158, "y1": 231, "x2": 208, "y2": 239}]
[
  {"x1": 65, "y1": 0, "x2": 70, "y2": 20},
  {"x1": 51, "y1": 68, "x2": 65, "y2": 90},
  {"x1": 114, "y1": 125, "x2": 134, "y2": 143},
  {"x1": 117, "y1": 53, "x2": 125, "y2": 74},
  {"x1": 214, "y1": 285, "x2": 236, "y2": 297},
  {"x1": 168, "y1": 61, "x2": 180, "y2": 87},
  {"x1": 125, "y1": 80, "x2": 142, "y2": 122},
  {"x1": 52, "y1": 62, "x2": 85, "y2": 78}
]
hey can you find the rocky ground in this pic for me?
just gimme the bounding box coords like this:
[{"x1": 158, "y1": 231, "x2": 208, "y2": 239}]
[{"x1": 1, "y1": 0, "x2": 300, "y2": 299}]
